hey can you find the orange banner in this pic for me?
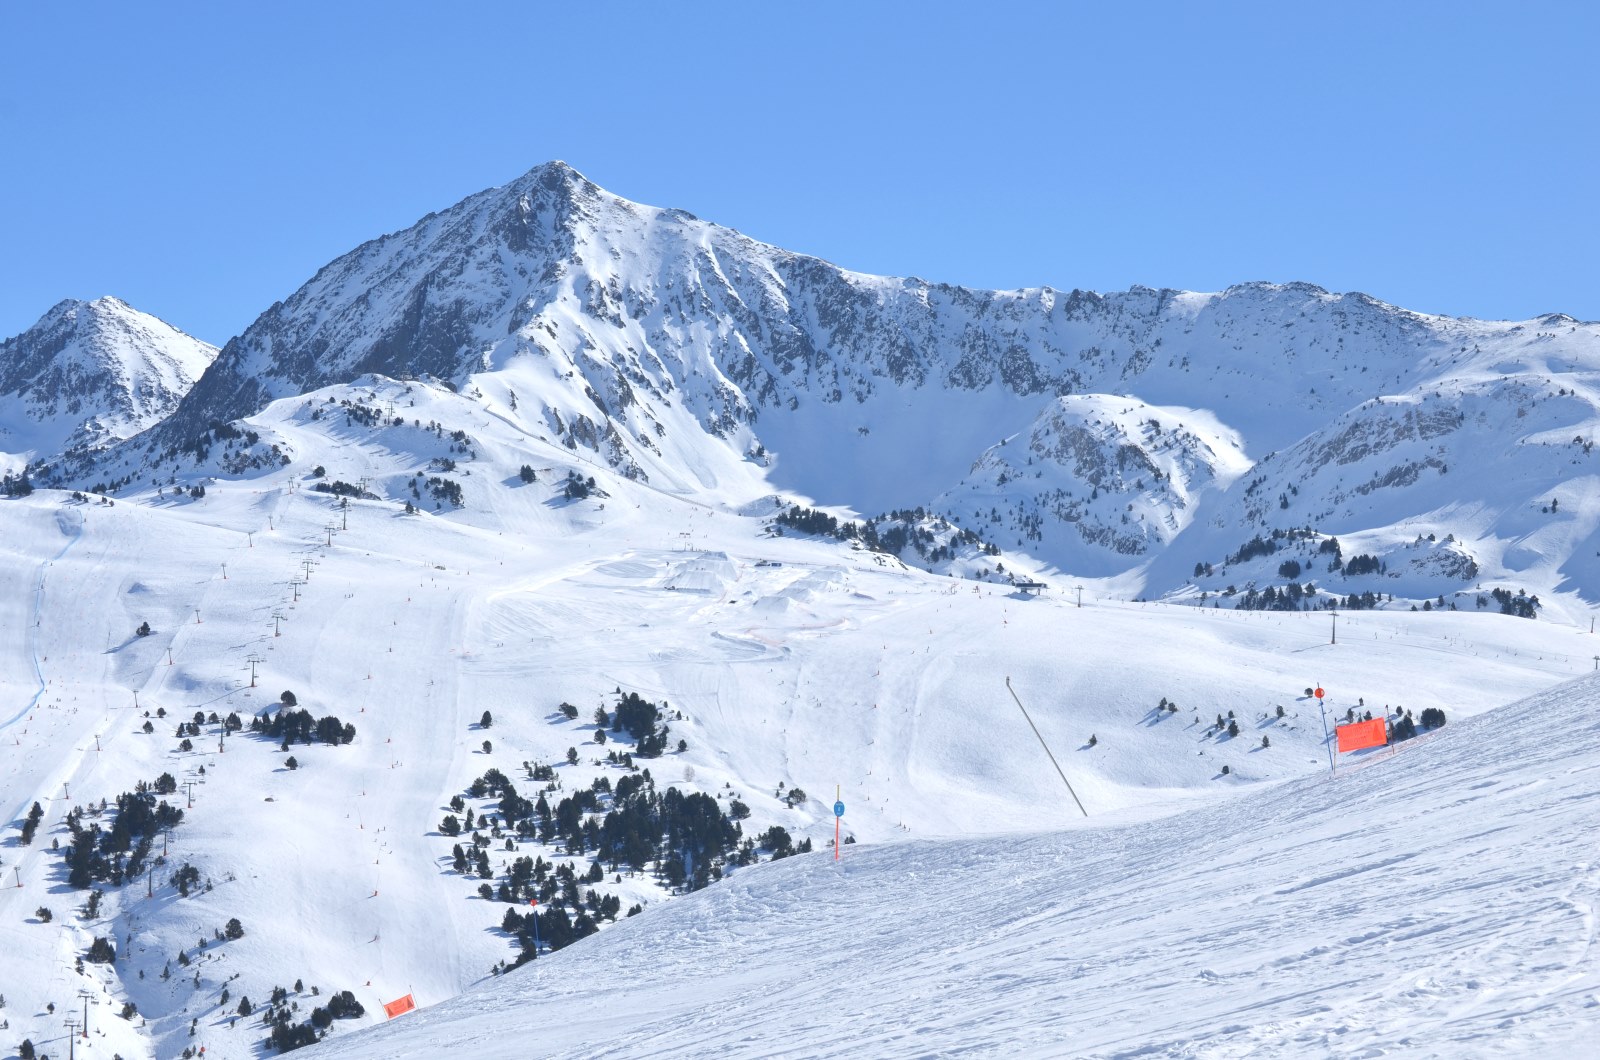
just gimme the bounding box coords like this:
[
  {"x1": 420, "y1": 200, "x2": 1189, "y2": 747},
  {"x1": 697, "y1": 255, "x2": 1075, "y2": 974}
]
[
  {"x1": 384, "y1": 993, "x2": 415, "y2": 1019},
  {"x1": 1336, "y1": 718, "x2": 1387, "y2": 752}
]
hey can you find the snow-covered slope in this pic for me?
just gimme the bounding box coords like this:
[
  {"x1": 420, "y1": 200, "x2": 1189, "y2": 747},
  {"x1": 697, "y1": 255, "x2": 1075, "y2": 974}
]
[
  {"x1": 937, "y1": 395, "x2": 1251, "y2": 575},
  {"x1": 11, "y1": 163, "x2": 1600, "y2": 1059},
  {"x1": 0, "y1": 297, "x2": 216, "y2": 469},
  {"x1": 3, "y1": 375, "x2": 1592, "y2": 1059},
  {"x1": 320, "y1": 669, "x2": 1600, "y2": 1059},
  {"x1": 62, "y1": 162, "x2": 1600, "y2": 608}
]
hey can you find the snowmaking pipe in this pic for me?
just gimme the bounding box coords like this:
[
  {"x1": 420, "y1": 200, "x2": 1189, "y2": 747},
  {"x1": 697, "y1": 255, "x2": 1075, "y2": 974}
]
[{"x1": 1005, "y1": 677, "x2": 1088, "y2": 818}]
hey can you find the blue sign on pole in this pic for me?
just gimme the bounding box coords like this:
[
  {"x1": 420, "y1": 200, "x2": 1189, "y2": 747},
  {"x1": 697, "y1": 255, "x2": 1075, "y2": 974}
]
[{"x1": 833, "y1": 800, "x2": 845, "y2": 818}]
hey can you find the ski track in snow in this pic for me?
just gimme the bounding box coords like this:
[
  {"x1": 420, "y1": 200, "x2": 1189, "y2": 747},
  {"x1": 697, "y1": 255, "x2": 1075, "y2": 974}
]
[{"x1": 7, "y1": 506, "x2": 83, "y2": 731}]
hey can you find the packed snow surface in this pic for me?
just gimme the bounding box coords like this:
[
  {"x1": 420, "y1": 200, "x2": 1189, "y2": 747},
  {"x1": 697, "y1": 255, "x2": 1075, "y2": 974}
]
[{"x1": 322, "y1": 672, "x2": 1600, "y2": 1059}]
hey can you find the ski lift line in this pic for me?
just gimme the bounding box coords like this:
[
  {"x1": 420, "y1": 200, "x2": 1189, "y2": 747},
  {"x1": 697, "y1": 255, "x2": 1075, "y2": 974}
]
[{"x1": 1004, "y1": 677, "x2": 1088, "y2": 818}]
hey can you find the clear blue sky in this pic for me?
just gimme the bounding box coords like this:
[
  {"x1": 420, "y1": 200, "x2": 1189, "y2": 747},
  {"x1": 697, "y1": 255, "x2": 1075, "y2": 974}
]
[{"x1": 2, "y1": 1, "x2": 1596, "y2": 345}]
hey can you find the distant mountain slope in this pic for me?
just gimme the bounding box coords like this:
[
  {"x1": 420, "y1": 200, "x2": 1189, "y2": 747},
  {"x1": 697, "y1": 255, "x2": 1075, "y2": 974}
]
[
  {"x1": 60, "y1": 163, "x2": 1600, "y2": 600},
  {"x1": 126, "y1": 164, "x2": 1472, "y2": 491},
  {"x1": 0, "y1": 296, "x2": 216, "y2": 465},
  {"x1": 936, "y1": 394, "x2": 1252, "y2": 575}
]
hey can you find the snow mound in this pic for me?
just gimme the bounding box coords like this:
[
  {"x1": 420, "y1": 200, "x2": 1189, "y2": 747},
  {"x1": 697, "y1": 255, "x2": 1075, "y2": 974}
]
[{"x1": 661, "y1": 552, "x2": 737, "y2": 593}]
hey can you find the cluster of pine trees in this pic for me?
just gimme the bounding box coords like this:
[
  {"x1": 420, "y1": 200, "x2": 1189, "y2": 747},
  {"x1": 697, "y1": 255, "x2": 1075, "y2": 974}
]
[
  {"x1": 563, "y1": 472, "x2": 603, "y2": 500},
  {"x1": 252, "y1": 983, "x2": 364, "y2": 1053},
  {"x1": 424, "y1": 475, "x2": 464, "y2": 507},
  {"x1": 448, "y1": 755, "x2": 812, "y2": 966},
  {"x1": 249, "y1": 707, "x2": 355, "y2": 747},
  {"x1": 773, "y1": 504, "x2": 998, "y2": 566},
  {"x1": 1205, "y1": 526, "x2": 1322, "y2": 570},
  {"x1": 61, "y1": 784, "x2": 185, "y2": 889},
  {"x1": 309, "y1": 479, "x2": 375, "y2": 500},
  {"x1": 1341, "y1": 553, "x2": 1383, "y2": 576},
  {"x1": 865, "y1": 509, "x2": 993, "y2": 565},
  {"x1": 1490, "y1": 586, "x2": 1540, "y2": 618},
  {"x1": 1234, "y1": 582, "x2": 1319, "y2": 611},
  {"x1": 609, "y1": 690, "x2": 677, "y2": 756},
  {"x1": 1333, "y1": 590, "x2": 1382, "y2": 610},
  {"x1": 18, "y1": 801, "x2": 44, "y2": 845}
]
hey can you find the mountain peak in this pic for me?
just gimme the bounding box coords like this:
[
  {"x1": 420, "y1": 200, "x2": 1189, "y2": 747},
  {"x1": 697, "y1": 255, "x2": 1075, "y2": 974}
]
[
  {"x1": 84, "y1": 294, "x2": 136, "y2": 313},
  {"x1": 511, "y1": 159, "x2": 599, "y2": 200},
  {"x1": 0, "y1": 297, "x2": 217, "y2": 462}
]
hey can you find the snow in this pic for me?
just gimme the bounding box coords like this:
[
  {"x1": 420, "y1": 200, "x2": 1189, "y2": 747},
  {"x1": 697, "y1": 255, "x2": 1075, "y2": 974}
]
[
  {"x1": 7, "y1": 163, "x2": 1600, "y2": 1058},
  {"x1": 0, "y1": 296, "x2": 216, "y2": 469},
  {"x1": 319, "y1": 672, "x2": 1600, "y2": 1059},
  {"x1": 1, "y1": 378, "x2": 1595, "y2": 1057}
]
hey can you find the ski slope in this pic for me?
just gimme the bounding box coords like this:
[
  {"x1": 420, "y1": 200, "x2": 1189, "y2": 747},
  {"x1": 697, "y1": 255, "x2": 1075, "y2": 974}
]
[
  {"x1": 321, "y1": 671, "x2": 1600, "y2": 1059},
  {"x1": 1, "y1": 379, "x2": 1596, "y2": 1058}
]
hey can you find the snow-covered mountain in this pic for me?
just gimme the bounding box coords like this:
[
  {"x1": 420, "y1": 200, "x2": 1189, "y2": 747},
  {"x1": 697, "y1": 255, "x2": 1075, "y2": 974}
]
[
  {"x1": 67, "y1": 161, "x2": 1600, "y2": 610},
  {"x1": 0, "y1": 297, "x2": 216, "y2": 469},
  {"x1": 10, "y1": 161, "x2": 1600, "y2": 1059},
  {"x1": 936, "y1": 395, "x2": 1252, "y2": 576}
]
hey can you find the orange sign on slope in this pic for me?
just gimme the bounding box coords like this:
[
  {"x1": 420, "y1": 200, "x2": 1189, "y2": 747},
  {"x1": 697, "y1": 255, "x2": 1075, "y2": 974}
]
[
  {"x1": 1336, "y1": 718, "x2": 1387, "y2": 752},
  {"x1": 384, "y1": 993, "x2": 416, "y2": 1019}
]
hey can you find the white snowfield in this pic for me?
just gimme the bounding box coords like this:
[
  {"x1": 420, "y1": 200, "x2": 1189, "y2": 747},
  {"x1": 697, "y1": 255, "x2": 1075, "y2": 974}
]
[
  {"x1": 1, "y1": 378, "x2": 1596, "y2": 1059},
  {"x1": 322, "y1": 672, "x2": 1600, "y2": 1060}
]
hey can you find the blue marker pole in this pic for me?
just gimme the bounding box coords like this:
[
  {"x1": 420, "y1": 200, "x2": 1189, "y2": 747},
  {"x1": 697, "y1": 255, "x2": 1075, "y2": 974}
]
[{"x1": 833, "y1": 785, "x2": 845, "y2": 861}]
